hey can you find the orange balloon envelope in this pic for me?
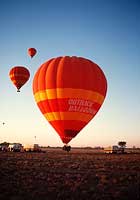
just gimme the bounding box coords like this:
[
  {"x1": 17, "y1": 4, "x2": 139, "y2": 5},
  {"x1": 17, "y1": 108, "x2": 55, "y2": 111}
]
[
  {"x1": 28, "y1": 48, "x2": 37, "y2": 58},
  {"x1": 33, "y1": 56, "x2": 107, "y2": 144},
  {"x1": 9, "y1": 66, "x2": 30, "y2": 92}
]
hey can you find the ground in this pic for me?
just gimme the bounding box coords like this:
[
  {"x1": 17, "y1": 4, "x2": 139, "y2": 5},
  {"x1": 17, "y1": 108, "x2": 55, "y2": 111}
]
[{"x1": 0, "y1": 148, "x2": 140, "y2": 200}]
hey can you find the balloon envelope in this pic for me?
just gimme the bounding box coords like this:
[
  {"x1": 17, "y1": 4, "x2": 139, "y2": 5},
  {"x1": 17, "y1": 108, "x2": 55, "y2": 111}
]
[
  {"x1": 33, "y1": 56, "x2": 107, "y2": 144},
  {"x1": 28, "y1": 48, "x2": 37, "y2": 58},
  {"x1": 9, "y1": 66, "x2": 30, "y2": 92}
]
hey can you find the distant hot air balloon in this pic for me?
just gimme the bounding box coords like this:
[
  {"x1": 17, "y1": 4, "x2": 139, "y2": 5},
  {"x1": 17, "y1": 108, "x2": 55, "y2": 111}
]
[
  {"x1": 9, "y1": 66, "x2": 30, "y2": 92},
  {"x1": 33, "y1": 56, "x2": 107, "y2": 144},
  {"x1": 28, "y1": 48, "x2": 37, "y2": 58}
]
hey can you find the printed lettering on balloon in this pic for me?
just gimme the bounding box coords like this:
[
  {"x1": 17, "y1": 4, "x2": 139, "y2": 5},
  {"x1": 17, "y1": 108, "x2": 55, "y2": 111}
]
[{"x1": 68, "y1": 99, "x2": 96, "y2": 115}]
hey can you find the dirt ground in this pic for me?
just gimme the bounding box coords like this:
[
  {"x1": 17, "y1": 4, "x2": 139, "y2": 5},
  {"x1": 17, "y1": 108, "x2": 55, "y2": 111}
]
[{"x1": 0, "y1": 149, "x2": 140, "y2": 200}]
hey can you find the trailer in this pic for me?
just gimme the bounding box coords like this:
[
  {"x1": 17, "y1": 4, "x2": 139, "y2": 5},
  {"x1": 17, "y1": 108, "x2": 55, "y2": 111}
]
[
  {"x1": 104, "y1": 146, "x2": 119, "y2": 154},
  {"x1": 8, "y1": 143, "x2": 23, "y2": 152},
  {"x1": 23, "y1": 144, "x2": 42, "y2": 152}
]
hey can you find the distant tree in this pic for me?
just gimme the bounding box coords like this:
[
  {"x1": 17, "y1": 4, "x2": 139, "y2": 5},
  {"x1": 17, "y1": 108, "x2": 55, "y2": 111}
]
[
  {"x1": 118, "y1": 141, "x2": 126, "y2": 153},
  {"x1": 0, "y1": 141, "x2": 9, "y2": 146}
]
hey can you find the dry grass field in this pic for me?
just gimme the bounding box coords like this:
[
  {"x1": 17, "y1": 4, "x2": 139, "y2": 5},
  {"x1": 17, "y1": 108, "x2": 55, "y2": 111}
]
[{"x1": 0, "y1": 149, "x2": 140, "y2": 200}]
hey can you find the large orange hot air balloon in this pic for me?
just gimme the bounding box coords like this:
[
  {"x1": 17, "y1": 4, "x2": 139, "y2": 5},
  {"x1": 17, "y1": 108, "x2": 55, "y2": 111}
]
[
  {"x1": 9, "y1": 66, "x2": 30, "y2": 92},
  {"x1": 28, "y1": 48, "x2": 37, "y2": 58},
  {"x1": 33, "y1": 56, "x2": 107, "y2": 144}
]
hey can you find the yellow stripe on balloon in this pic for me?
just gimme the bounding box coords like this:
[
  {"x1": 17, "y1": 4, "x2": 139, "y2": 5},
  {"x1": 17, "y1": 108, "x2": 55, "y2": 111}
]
[
  {"x1": 44, "y1": 111, "x2": 93, "y2": 122},
  {"x1": 34, "y1": 88, "x2": 104, "y2": 105},
  {"x1": 9, "y1": 74, "x2": 29, "y2": 78}
]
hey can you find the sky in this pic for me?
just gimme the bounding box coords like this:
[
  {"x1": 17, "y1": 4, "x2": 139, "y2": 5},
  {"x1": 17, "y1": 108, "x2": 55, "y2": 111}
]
[{"x1": 0, "y1": 0, "x2": 140, "y2": 148}]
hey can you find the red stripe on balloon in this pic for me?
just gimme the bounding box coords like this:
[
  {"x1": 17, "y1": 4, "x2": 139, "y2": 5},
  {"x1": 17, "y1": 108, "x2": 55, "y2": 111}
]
[
  {"x1": 49, "y1": 120, "x2": 87, "y2": 131},
  {"x1": 37, "y1": 99, "x2": 101, "y2": 114}
]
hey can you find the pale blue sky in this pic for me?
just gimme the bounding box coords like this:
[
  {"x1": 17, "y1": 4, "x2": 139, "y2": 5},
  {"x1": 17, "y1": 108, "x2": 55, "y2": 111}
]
[{"x1": 0, "y1": 0, "x2": 140, "y2": 147}]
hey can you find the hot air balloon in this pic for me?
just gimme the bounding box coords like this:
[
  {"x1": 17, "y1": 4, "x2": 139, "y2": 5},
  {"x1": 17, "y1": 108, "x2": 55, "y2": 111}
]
[
  {"x1": 33, "y1": 56, "x2": 107, "y2": 144},
  {"x1": 28, "y1": 48, "x2": 37, "y2": 58},
  {"x1": 9, "y1": 66, "x2": 30, "y2": 92}
]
